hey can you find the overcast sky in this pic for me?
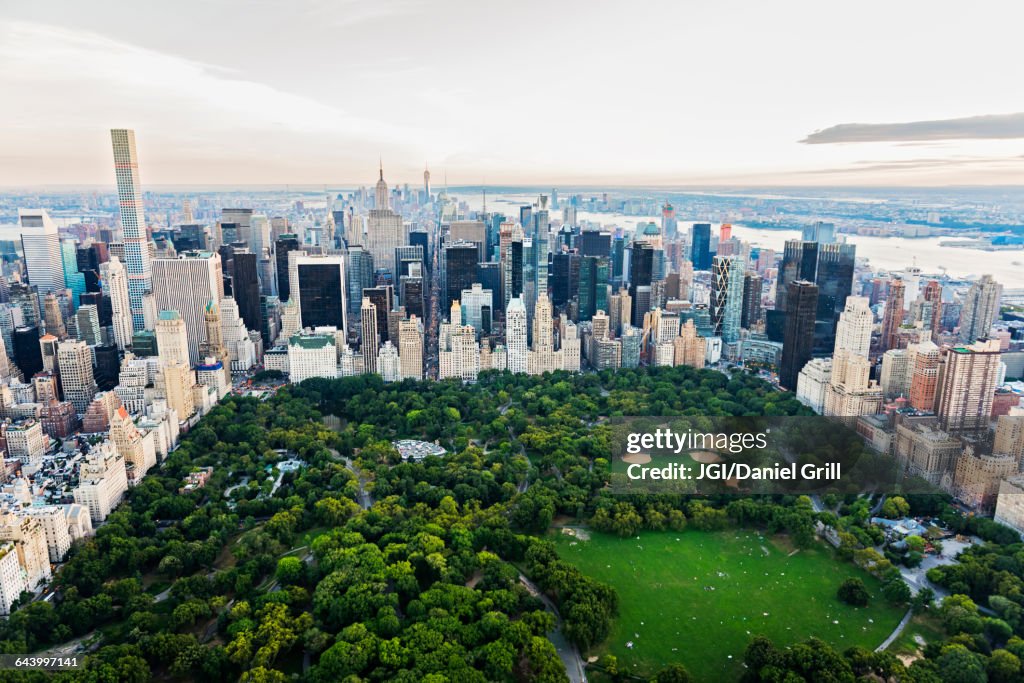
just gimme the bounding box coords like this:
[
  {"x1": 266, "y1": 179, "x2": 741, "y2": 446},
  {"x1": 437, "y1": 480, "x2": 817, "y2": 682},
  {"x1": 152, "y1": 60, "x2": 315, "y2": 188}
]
[{"x1": 2, "y1": 0, "x2": 1023, "y2": 187}]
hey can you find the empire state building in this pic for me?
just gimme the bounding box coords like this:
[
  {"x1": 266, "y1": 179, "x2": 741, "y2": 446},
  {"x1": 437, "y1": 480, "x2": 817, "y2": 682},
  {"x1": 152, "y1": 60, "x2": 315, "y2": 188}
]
[{"x1": 365, "y1": 165, "x2": 405, "y2": 278}]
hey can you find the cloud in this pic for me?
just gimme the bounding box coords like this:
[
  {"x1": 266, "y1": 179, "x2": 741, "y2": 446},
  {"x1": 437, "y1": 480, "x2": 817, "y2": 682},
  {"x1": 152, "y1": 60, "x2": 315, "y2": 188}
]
[{"x1": 800, "y1": 113, "x2": 1024, "y2": 144}]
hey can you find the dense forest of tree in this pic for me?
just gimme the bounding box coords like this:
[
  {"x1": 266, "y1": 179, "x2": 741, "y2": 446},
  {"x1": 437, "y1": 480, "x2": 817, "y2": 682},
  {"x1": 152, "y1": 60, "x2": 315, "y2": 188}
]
[{"x1": 0, "y1": 366, "x2": 1010, "y2": 681}]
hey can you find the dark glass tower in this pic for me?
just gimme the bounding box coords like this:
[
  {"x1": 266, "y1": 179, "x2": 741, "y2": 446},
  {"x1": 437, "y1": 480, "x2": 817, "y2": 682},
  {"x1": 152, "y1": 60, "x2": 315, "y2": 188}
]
[
  {"x1": 296, "y1": 262, "x2": 345, "y2": 330},
  {"x1": 779, "y1": 280, "x2": 818, "y2": 391},
  {"x1": 690, "y1": 223, "x2": 712, "y2": 270},
  {"x1": 444, "y1": 241, "x2": 478, "y2": 312},
  {"x1": 274, "y1": 234, "x2": 300, "y2": 301}
]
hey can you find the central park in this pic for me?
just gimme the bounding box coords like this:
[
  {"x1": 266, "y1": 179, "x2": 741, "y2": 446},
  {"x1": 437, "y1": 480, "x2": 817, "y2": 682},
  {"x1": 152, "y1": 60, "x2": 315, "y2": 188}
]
[{"x1": 3, "y1": 366, "x2": 1024, "y2": 682}]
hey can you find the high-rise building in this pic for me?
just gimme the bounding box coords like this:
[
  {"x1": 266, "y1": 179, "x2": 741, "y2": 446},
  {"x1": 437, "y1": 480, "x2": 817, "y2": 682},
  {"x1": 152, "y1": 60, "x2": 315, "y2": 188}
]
[
  {"x1": 100, "y1": 256, "x2": 133, "y2": 351},
  {"x1": 741, "y1": 272, "x2": 763, "y2": 329},
  {"x1": 506, "y1": 297, "x2": 528, "y2": 374},
  {"x1": 500, "y1": 223, "x2": 524, "y2": 308},
  {"x1": 802, "y1": 221, "x2": 835, "y2": 244},
  {"x1": 399, "y1": 262, "x2": 425, "y2": 321},
  {"x1": 56, "y1": 339, "x2": 97, "y2": 413},
  {"x1": 444, "y1": 241, "x2": 478, "y2": 313},
  {"x1": 152, "y1": 251, "x2": 224, "y2": 365},
  {"x1": 908, "y1": 340, "x2": 941, "y2": 411},
  {"x1": 110, "y1": 129, "x2": 153, "y2": 330},
  {"x1": 881, "y1": 279, "x2": 906, "y2": 351},
  {"x1": 461, "y1": 284, "x2": 493, "y2": 336},
  {"x1": 43, "y1": 293, "x2": 66, "y2": 339},
  {"x1": 775, "y1": 240, "x2": 818, "y2": 312},
  {"x1": 60, "y1": 239, "x2": 86, "y2": 310},
  {"x1": 274, "y1": 234, "x2": 301, "y2": 302},
  {"x1": 779, "y1": 280, "x2": 818, "y2": 391},
  {"x1": 231, "y1": 250, "x2": 261, "y2": 334},
  {"x1": 13, "y1": 326, "x2": 43, "y2": 379},
  {"x1": 690, "y1": 223, "x2": 712, "y2": 270},
  {"x1": 922, "y1": 280, "x2": 944, "y2": 335},
  {"x1": 293, "y1": 255, "x2": 347, "y2": 338},
  {"x1": 936, "y1": 339, "x2": 1001, "y2": 432},
  {"x1": 578, "y1": 256, "x2": 609, "y2": 323},
  {"x1": 360, "y1": 297, "x2": 379, "y2": 374},
  {"x1": 75, "y1": 305, "x2": 101, "y2": 346},
  {"x1": 17, "y1": 209, "x2": 66, "y2": 296},
  {"x1": 834, "y1": 296, "x2": 873, "y2": 358},
  {"x1": 398, "y1": 315, "x2": 424, "y2": 380},
  {"x1": 629, "y1": 243, "x2": 654, "y2": 327},
  {"x1": 958, "y1": 275, "x2": 1002, "y2": 343},
  {"x1": 814, "y1": 243, "x2": 857, "y2": 353},
  {"x1": 710, "y1": 255, "x2": 745, "y2": 343},
  {"x1": 366, "y1": 167, "x2": 405, "y2": 276}
]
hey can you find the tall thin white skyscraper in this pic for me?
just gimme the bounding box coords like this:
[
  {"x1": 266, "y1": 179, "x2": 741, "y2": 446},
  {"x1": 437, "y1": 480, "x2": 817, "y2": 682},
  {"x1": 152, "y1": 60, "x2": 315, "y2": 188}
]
[
  {"x1": 17, "y1": 209, "x2": 66, "y2": 296},
  {"x1": 101, "y1": 256, "x2": 133, "y2": 351},
  {"x1": 506, "y1": 297, "x2": 527, "y2": 374},
  {"x1": 110, "y1": 129, "x2": 153, "y2": 331}
]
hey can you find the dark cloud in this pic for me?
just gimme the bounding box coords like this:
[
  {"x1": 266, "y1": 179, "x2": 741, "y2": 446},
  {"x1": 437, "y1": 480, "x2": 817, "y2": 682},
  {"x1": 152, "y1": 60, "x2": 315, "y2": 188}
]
[{"x1": 800, "y1": 113, "x2": 1024, "y2": 144}]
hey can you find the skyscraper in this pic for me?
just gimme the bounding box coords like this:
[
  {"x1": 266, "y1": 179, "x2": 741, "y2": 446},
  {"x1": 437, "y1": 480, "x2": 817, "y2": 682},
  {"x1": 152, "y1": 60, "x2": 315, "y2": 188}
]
[
  {"x1": 578, "y1": 256, "x2": 609, "y2": 323},
  {"x1": 17, "y1": 209, "x2": 66, "y2": 296},
  {"x1": 958, "y1": 275, "x2": 1002, "y2": 343},
  {"x1": 506, "y1": 297, "x2": 527, "y2": 374},
  {"x1": 152, "y1": 251, "x2": 224, "y2": 365},
  {"x1": 294, "y1": 255, "x2": 347, "y2": 338},
  {"x1": 56, "y1": 339, "x2": 97, "y2": 414},
  {"x1": 775, "y1": 240, "x2": 818, "y2": 312},
  {"x1": 100, "y1": 256, "x2": 133, "y2": 352},
  {"x1": 922, "y1": 280, "x2": 944, "y2": 335},
  {"x1": 690, "y1": 223, "x2": 712, "y2": 270},
  {"x1": 398, "y1": 315, "x2": 424, "y2": 380},
  {"x1": 110, "y1": 129, "x2": 153, "y2": 330},
  {"x1": 881, "y1": 278, "x2": 906, "y2": 351},
  {"x1": 710, "y1": 255, "x2": 745, "y2": 343},
  {"x1": 779, "y1": 280, "x2": 818, "y2": 391},
  {"x1": 274, "y1": 234, "x2": 301, "y2": 302},
  {"x1": 360, "y1": 297, "x2": 378, "y2": 374},
  {"x1": 741, "y1": 272, "x2": 763, "y2": 329},
  {"x1": 937, "y1": 339, "x2": 1002, "y2": 432},
  {"x1": 813, "y1": 243, "x2": 856, "y2": 353},
  {"x1": 231, "y1": 250, "x2": 261, "y2": 334},
  {"x1": 833, "y1": 296, "x2": 873, "y2": 359},
  {"x1": 366, "y1": 166, "x2": 405, "y2": 277},
  {"x1": 629, "y1": 243, "x2": 654, "y2": 327},
  {"x1": 444, "y1": 241, "x2": 478, "y2": 313}
]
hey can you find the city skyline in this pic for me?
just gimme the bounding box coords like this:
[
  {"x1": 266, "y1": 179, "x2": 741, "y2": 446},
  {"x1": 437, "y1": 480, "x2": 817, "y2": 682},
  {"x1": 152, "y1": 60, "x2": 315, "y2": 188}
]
[{"x1": 3, "y1": 0, "x2": 1024, "y2": 187}]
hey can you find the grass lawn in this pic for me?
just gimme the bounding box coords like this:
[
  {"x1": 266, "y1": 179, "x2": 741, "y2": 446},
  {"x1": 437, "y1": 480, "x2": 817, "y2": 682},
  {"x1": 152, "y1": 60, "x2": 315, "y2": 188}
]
[
  {"x1": 887, "y1": 613, "x2": 945, "y2": 659},
  {"x1": 554, "y1": 529, "x2": 906, "y2": 682}
]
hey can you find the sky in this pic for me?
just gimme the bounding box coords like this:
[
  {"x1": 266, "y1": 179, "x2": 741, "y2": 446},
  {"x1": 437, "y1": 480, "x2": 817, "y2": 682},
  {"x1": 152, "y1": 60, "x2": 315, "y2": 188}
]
[{"x1": 2, "y1": 0, "x2": 1024, "y2": 187}]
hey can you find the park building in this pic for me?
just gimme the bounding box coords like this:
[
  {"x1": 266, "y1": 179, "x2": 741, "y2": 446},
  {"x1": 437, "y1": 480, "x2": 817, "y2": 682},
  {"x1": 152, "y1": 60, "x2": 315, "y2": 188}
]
[
  {"x1": 73, "y1": 442, "x2": 129, "y2": 523},
  {"x1": 796, "y1": 358, "x2": 832, "y2": 414},
  {"x1": 23, "y1": 505, "x2": 73, "y2": 563},
  {"x1": 994, "y1": 476, "x2": 1024, "y2": 539},
  {"x1": 0, "y1": 507, "x2": 51, "y2": 592},
  {"x1": 0, "y1": 542, "x2": 24, "y2": 615},
  {"x1": 950, "y1": 444, "x2": 1017, "y2": 512},
  {"x1": 894, "y1": 416, "x2": 962, "y2": 485},
  {"x1": 377, "y1": 341, "x2": 401, "y2": 382},
  {"x1": 287, "y1": 332, "x2": 337, "y2": 383}
]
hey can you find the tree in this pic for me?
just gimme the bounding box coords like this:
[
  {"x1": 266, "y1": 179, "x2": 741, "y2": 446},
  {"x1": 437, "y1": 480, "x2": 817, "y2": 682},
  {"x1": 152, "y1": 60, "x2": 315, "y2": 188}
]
[
  {"x1": 275, "y1": 556, "x2": 304, "y2": 585},
  {"x1": 881, "y1": 577, "x2": 912, "y2": 605},
  {"x1": 935, "y1": 644, "x2": 986, "y2": 683},
  {"x1": 837, "y1": 577, "x2": 869, "y2": 607},
  {"x1": 988, "y1": 649, "x2": 1022, "y2": 683},
  {"x1": 880, "y1": 496, "x2": 910, "y2": 519},
  {"x1": 654, "y1": 663, "x2": 692, "y2": 682}
]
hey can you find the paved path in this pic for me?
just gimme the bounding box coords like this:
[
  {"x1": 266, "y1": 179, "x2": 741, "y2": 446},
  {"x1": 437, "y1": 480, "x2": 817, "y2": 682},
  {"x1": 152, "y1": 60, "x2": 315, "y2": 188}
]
[
  {"x1": 518, "y1": 572, "x2": 587, "y2": 683},
  {"x1": 876, "y1": 608, "x2": 913, "y2": 652}
]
